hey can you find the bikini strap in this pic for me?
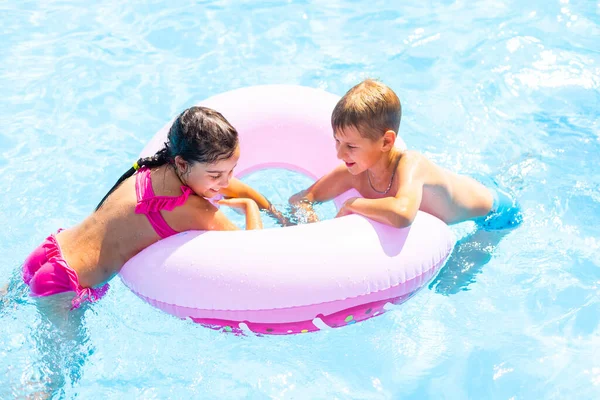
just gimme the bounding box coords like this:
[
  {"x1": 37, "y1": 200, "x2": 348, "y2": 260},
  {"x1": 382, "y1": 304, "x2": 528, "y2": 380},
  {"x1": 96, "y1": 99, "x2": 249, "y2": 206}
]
[{"x1": 134, "y1": 167, "x2": 192, "y2": 214}]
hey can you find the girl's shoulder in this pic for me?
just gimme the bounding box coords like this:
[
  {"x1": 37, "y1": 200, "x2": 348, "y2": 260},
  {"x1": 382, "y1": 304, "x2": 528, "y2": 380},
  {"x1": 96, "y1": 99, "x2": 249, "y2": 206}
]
[{"x1": 164, "y1": 193, "x2": 238, "y2": 232}]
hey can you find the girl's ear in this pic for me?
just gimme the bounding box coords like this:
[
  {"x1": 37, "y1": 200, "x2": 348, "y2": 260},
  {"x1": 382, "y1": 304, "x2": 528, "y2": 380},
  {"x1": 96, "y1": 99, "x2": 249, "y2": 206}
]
[
  {"x1": 381, "y1": 130, "x2": 396, "y2": 151},
  {"x1": 174, "y1": 155, "x2": 189, "y2": 174}
]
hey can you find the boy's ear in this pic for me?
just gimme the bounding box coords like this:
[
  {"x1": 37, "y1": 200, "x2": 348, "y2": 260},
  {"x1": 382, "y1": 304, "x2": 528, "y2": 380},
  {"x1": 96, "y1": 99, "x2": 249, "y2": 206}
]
[{"x1": 381, "y1": 130, "x2": 396, "y2": 151}]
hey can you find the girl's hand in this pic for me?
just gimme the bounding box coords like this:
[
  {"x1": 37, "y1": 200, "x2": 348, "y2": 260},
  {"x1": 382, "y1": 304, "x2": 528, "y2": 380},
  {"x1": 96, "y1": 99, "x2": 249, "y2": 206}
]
[
  {"x1": 219, "y1": 197, "x2": 263, "y2": 230},
  {"x1": 218, "y1": 197, "x2": 257, "y2": 211}
]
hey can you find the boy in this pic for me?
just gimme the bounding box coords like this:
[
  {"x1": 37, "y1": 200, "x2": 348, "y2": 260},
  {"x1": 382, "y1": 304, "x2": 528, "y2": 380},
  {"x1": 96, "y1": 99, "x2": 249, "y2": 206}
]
[{"x1": 290, "y1": 79, "x2": 521, "y2": 230}]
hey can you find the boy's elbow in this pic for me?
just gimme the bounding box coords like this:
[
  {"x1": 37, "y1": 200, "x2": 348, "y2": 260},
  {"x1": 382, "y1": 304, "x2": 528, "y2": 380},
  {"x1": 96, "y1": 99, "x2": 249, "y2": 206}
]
[
  {"x1": 389, "y1": 208, "x2": 415, "y2": 229},
  {"x1": 390, "y1": 215, "x2": 413, "y2": 229}
]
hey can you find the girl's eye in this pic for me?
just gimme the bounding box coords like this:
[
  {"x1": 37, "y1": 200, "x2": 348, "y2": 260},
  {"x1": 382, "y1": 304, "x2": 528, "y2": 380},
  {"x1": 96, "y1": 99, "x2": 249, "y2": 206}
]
[
  {"x1": 210, "y1": 174, "x2": 221, "y2": 180},
  {"x1": 348, "y1": 145, "x2": 356, "y2": 149}
]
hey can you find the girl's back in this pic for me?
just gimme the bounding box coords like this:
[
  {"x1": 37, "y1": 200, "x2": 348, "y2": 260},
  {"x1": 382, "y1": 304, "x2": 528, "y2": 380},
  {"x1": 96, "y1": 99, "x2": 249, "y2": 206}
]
[
  {"x1": 22, "y1": 106, "x2": 268, "y2": 309},
  {"x1": 55, "y1": 165, "x2": 188, "y2": 289}
]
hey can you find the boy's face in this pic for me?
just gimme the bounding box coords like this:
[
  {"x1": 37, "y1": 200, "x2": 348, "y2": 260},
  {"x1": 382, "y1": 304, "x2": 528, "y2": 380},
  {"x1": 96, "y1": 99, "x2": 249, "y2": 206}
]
[{"x1": 334, "y1": 125, "x2": 384, "y2": 175}]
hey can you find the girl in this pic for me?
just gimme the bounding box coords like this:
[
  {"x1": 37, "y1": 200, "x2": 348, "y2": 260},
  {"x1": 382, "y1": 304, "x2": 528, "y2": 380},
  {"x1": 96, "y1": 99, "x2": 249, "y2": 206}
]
[{"x1": 23, "y1": 106, "x2": 281, "y2": 309}]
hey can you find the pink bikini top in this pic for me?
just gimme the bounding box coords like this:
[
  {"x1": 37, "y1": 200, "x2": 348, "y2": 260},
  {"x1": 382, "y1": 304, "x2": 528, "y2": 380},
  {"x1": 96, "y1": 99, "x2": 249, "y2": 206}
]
[{"x1": 134, "y1": 167, "x2": 192, "y2": 239}]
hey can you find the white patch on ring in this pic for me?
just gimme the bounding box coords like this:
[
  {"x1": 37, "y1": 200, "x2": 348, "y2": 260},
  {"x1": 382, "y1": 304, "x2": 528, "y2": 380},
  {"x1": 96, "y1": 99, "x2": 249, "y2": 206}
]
[
  {"x1": 312, "y1": 317, "x2": 329, "y2": 330},
  {"x1": 238, "y1": 322, "x2": 253, "y2": 334}
]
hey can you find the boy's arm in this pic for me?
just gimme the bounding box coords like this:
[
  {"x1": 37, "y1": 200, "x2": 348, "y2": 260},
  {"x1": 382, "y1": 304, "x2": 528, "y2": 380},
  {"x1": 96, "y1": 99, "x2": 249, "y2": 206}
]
[
  {"x1": 338, "y1": 181, "x2": 423, "y2": 228},
  {"x1": 290, "y1": 164, "x2": 354, "y2": 203},
  {"x1": 289, "y1": 164, "x2": 353, "y2": 223},
  {"x1": 338, "y1": 156, "x2": 423, "y2": 228}
]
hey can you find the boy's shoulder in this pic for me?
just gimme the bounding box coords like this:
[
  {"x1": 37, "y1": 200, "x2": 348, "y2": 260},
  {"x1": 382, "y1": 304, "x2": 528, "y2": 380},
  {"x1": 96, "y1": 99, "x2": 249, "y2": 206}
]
[
  {"x1": 397, "y1": 150, "x2": 422, "y2": 169},
  {"x1": 395, "y1": 150, "x2": 432, "y2": 179}
]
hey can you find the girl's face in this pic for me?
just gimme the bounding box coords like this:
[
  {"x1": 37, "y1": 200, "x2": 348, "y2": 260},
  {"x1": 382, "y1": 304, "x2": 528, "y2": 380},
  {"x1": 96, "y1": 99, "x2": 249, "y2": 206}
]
[{"x1": 174, "y1": 145, "x2": 240, "y2": 198}]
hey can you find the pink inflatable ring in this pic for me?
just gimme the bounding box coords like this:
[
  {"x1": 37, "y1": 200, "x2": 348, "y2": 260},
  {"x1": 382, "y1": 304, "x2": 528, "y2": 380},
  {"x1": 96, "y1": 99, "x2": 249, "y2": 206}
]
[{"x1": 119, "y1": 85, "x2": 455, "y2": 335}]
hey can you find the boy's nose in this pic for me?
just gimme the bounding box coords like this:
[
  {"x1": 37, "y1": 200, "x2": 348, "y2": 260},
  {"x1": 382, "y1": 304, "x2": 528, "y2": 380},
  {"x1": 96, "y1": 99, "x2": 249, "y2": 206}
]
[{"x1": 336, "y1": 146, "x2": 345, "y2": 160}]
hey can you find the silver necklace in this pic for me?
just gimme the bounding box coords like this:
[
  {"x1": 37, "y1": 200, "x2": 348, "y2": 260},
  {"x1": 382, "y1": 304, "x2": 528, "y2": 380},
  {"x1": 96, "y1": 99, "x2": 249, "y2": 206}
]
[{"x1": 367, "y1": 155, "x2": 400, "y2": 194}]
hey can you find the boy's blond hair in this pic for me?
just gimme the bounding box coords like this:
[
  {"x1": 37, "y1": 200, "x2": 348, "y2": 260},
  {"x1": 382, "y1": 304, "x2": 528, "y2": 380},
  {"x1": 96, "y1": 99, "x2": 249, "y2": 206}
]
[{"x1": 331, "y1": 79, "x2": 402, "y2": 141}]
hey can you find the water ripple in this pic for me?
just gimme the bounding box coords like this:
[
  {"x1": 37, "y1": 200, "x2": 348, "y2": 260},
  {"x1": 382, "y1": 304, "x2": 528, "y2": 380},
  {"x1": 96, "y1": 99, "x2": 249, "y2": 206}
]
[{"x1": 1, "y1": 0, "x2": 599, "y2": 398}]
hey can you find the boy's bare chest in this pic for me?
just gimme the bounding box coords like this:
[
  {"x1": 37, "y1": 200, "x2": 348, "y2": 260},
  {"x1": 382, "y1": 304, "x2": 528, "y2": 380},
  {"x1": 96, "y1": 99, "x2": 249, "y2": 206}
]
[{"x1": 353, "y1": 174, "x2": 400, "y2": 200}]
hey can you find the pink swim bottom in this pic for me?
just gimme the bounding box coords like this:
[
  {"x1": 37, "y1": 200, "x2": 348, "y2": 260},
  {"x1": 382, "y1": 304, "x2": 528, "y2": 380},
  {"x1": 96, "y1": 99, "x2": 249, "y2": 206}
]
[{"x1": 22, "y1": 230, "x2": 109, "y2": 309}]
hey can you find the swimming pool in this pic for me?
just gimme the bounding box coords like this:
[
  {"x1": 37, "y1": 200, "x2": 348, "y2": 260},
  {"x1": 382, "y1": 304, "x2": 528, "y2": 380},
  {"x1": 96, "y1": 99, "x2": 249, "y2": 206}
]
[{"x1": 1, "y1": 0, "x2": 599, "y2": 398}]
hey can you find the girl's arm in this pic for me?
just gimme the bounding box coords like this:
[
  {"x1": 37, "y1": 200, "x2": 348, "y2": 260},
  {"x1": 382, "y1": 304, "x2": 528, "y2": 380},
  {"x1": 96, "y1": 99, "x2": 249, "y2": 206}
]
[
  {"x1": 168, "y1": 196, "x2": 263, "y2": 231},
  {"x1": 218, "y1": 198, "x2": 263, "y2": 230},
  {"x1": 221, "y1": 178, "x2": 290, "y2": 226},
  {"x1": 220, "y1": 178, "x2": 271, "y2": 209}
]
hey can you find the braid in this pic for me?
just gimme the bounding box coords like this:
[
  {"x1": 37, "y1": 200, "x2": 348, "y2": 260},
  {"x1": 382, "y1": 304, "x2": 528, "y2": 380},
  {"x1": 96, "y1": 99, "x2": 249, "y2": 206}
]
[
  {"x1": 136, "y1": 147, "x2": 170, "y2": 170},
  {"x1": 95, "y1": 146, "x2": 170, "y2": 211}
]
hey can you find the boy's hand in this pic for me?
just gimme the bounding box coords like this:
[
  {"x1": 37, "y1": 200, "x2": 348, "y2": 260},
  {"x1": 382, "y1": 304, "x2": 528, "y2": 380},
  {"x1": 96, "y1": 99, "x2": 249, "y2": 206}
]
[
  {"x1": 289, "y1": 190, "x2": 308, "y2": 206},
  {"x1": 289, "y1": 190, "x2": 320, "y2": 224},
  {"x1": 294, "y1": 204, "x2": 319, "y2": 224},
  {"x1": 335, "y1": 197, "x2": 358, "y2": 218}
]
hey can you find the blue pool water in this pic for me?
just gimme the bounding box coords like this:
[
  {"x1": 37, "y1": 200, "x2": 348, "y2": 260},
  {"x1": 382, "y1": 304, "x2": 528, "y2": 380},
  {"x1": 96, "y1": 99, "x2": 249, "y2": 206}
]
[{"x1": 1, "y1": 0, "x2": 599, "y2": 398}]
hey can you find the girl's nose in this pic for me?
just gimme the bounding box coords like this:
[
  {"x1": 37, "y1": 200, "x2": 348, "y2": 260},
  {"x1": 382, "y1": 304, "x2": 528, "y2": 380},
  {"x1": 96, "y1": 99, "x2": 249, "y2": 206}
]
[{"x1": 221, "y1": 171, "x2": 233, "y2": 187}]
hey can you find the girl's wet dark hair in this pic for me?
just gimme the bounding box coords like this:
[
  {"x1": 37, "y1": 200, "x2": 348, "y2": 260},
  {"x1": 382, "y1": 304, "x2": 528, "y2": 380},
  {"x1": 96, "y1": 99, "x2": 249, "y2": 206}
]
[{"x1": 95, "y1": 106, "x2": 238, "y2": 211}]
